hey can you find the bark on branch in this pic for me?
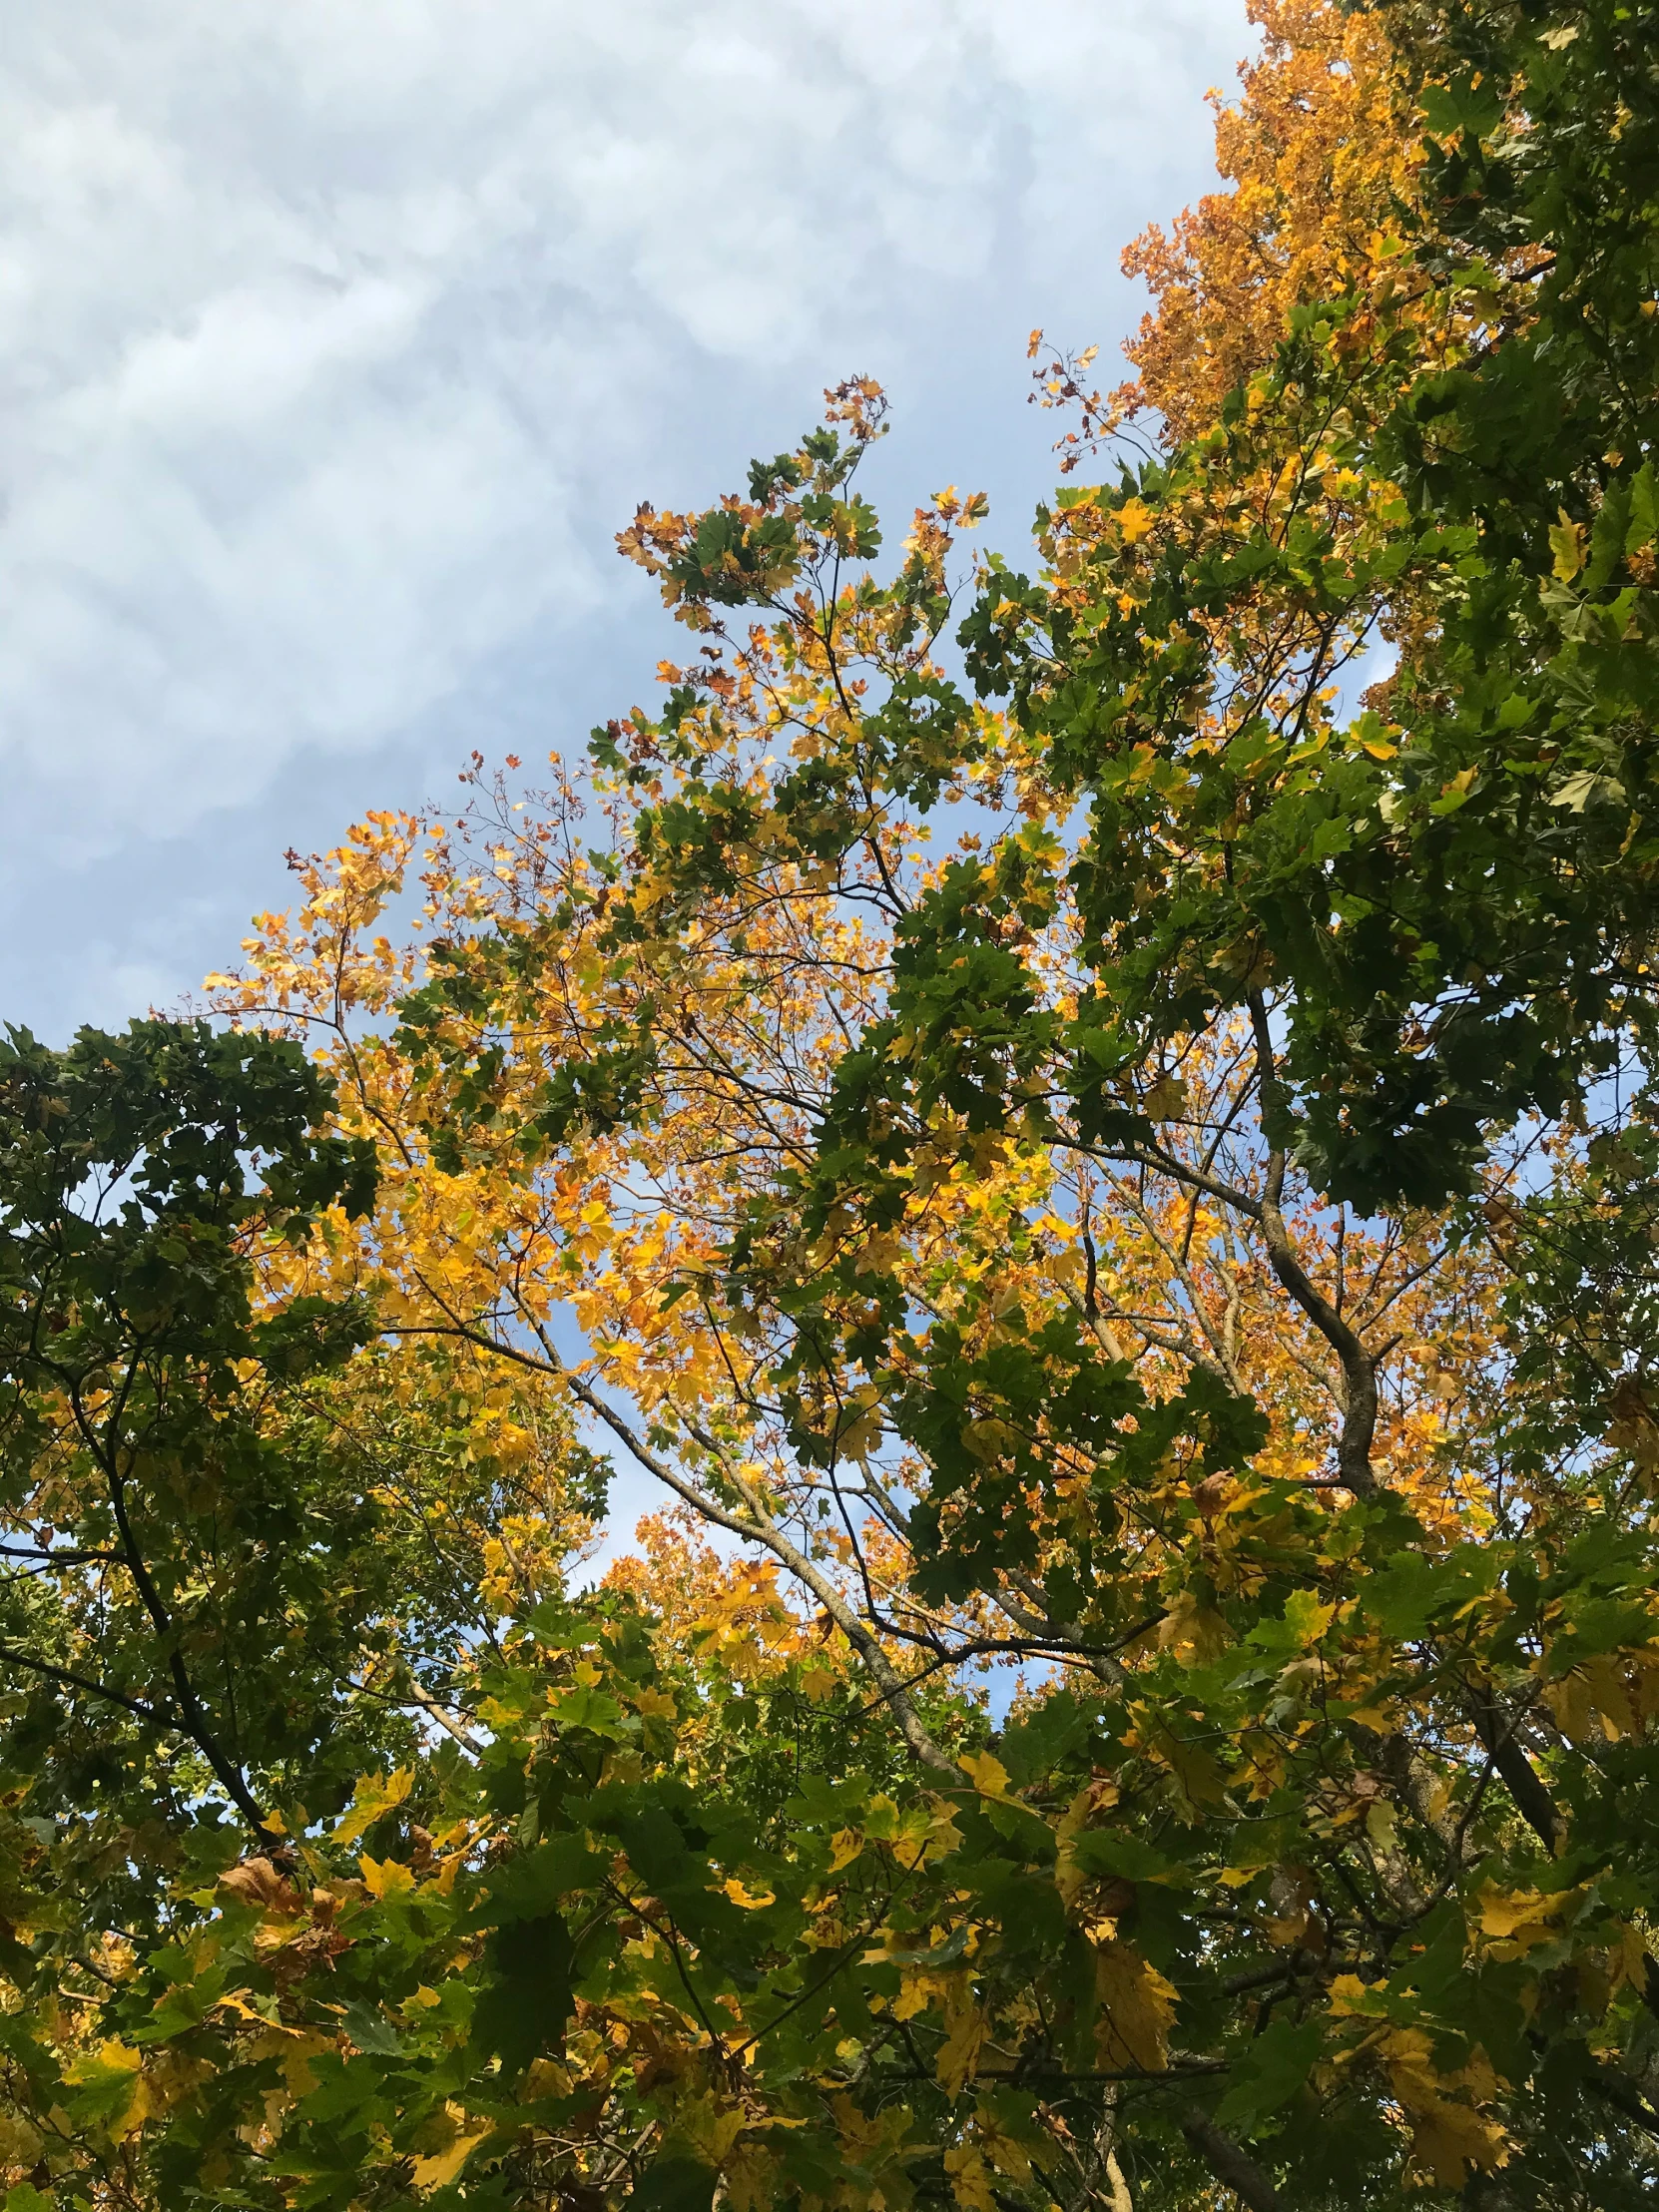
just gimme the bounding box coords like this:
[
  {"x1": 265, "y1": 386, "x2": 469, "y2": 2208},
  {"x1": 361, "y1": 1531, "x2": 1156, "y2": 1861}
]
[
  {"x1": 1181, "y1": 2107, "x2": 1283, "y2": 2211},
  {"x1": 68, "y1": 1381, "x2": 271, "y2": 1838},
  {"x1": 1248, "y1": 990, "x2": 1380, "y2": 1497},
  {"x1": 407, "y1": 1315, "x2": 956, "y2": 1778},
  {"x1": 1463, "y1": 1681, "x2": 1560, "y2": 1853}
]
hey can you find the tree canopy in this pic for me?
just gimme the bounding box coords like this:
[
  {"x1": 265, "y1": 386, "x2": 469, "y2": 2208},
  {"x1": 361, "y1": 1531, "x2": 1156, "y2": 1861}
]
[{"x1": 4, "y1": 3, "x2": 1659, "y2": 2207}]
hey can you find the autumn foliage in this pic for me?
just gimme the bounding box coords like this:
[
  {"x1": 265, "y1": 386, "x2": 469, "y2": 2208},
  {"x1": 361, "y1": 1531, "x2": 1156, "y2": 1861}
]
[{"x1": 4, "y1": 3, "x2": 1659, "y2": 2208}]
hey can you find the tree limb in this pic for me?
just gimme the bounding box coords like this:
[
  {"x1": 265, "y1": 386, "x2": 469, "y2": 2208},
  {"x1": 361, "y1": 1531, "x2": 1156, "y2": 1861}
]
[
  {"x1": 64, "y1": 1376, "x2": 271, "y2": 1838},
  {"x1": 395, "y1": 1313, "x2": 956, "y2": 1777},
  {"x1": 1180, "y1": 2107, "x2": 1283, "y2": 2211},
  {"x1": 1247, "y1": 990, "x2": 1379, "y2": 1496},
  {"x1": 0, "y1": 1644, "x2": 170, "y2": 1728},
  {"x1": 1462, "y1": 1680, "x2": 1560, "y2": 1852}
]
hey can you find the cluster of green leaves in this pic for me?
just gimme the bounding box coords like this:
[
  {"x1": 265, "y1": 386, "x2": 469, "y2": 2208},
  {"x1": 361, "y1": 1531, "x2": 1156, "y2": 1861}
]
[
  {"x1": 26, "y1": 1432, "x2": 1659, "y2": 2212},
  {"x1": 0, "y1": 1021, "x2": 381, "y2": 1830},
  {"x1": 956, "y1": 0, "x2": 1659, "y2": 1214},
  {"x1": 0, "y1": 1026, "x2": 622, "y2": 2207}
]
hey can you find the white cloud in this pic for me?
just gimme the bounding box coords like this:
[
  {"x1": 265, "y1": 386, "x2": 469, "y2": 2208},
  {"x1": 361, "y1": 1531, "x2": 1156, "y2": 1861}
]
[{"x1": 0, "y1": 0, "x2": 1248, "y2": 1010}]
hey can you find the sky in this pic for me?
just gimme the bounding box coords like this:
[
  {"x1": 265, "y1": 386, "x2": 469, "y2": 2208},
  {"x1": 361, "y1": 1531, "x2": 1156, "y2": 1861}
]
[{"x1": 1, "y1": 0, "x2": 1253, "y2": 1039}]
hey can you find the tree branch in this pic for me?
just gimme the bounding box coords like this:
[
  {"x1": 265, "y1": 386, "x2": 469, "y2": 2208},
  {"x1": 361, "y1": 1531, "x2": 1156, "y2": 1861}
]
[
  {"x1": 394, "y1": 1671, "x2": 483, "y2": 1757},
  {"x1": 0, "y1": 1644, "x2": 170, "y2": 1728},
  {"x1": 68, "y1": 1380, "x2": 270, "y2": 1837},
  {"x1": 1462, "y1": 1680, "x2": 1560, "y2": 1853},
  {"x1": 1247, "y1": 991, "x2": 1379, "y2": 1496},
  {"x1": 394, "y1": 1314, "x2": 956, "y2": 1777},
  {"x1": 1180, "y1": 2107, "x2": 1283, "y2": 2211}
]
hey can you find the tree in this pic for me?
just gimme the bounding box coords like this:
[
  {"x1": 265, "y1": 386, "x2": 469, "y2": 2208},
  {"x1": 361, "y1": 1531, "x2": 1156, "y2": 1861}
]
[{"x1": 5, "y1": 1, "x2": 1659, "y2": 2206}]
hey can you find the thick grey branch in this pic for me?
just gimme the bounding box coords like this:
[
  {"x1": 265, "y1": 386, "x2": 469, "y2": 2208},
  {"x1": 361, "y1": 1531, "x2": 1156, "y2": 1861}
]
[
  {"x1": 1247, "y1": 991, "x2": 1379, "y2": 1497},
  {"x1": 1463, "y1": 1681, "x2": 1560, "y2": 1852},
  {"x1": 400, "y1": 1673, "x2": 484, "y2": 1757},
  {"x1": 1181, "y1": 2107, "x2": 1283, "y2": 2211}
]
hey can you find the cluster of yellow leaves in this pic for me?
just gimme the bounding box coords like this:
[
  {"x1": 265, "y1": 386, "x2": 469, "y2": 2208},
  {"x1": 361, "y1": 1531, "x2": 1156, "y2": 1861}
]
[
  {"x1": 1329, "y1": 1977, "x2": 1509, "y2": 2187},
  {"x1": 1118, "y1": 0, "x2": 1420, "y2": 440},
  {"x1": 1540, "y1": 1647, "x2": 1659, "y2": 1747}
]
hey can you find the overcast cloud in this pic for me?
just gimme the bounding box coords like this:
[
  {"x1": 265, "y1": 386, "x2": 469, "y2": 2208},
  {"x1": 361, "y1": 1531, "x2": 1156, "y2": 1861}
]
[{"x1": 1, "y1": 0, "x2": 1249, "y2": 1032}]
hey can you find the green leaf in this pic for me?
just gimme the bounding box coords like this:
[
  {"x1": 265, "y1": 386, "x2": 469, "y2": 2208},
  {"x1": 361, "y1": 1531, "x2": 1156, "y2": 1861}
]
[
  {"x1": 1067, "y1": 1829, "x2": 1173, "y2": 1883},
  {"x1": 340, "y1": 1999, "x2": 404, "y2": 2057},
  {"x1": 480, "y1": 1834, "x2": 606, "y2": 1926},
  {"x1": 1419, "y1": 76, "x2": 1502, "y2": 141},
  {"x1": 1216, "y1": 2017, "x2": 1324, "y2": 2128},
  {"x1": 626, "y1": 2156, "x2": 719, "y2": 2212},
  {"x1": 545, "y1": 1684, "x2": 628, "y2": 1738},
  {"x1": 1358, "y1": 1551, "x2": 1444, "y2": 1641},
  {"x1": 1247, "y1": 1587, "x2": 1338, "y2": 1657},
  {"x1": 471, "y1": 1908, "x2": 575, "y2": 2074}
]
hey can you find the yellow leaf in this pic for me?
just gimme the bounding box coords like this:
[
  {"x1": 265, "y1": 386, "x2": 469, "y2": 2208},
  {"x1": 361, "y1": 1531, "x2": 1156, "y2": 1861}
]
[
  {"x1": 1286, "y1": 1591, "x2": 1339, "y2": 1646},
  {"x1": 723, "y1": 1877, "x2": 777, "y2": 1911},
  {"x1": 1135, "y1": 1712, "x2": 1228, "y2": 1812},
  {"x1": 1541, "y1": 1669, "x2": 1597, "y2": 1744},
  {"x1": 332, "y1": 1768, "x2": 415, "y2": 1850},
  {"x1": 247, "y1": 2025, "x2": 334, "y2": 2096},
  {"x1": 360, "y1": 1855, "x2": 418, "y2": 1900},
  {"x1": 1475, "y1": 1885, "x2": 1563, "y2": 1940},
  {"x1": 65, "y1": 2039, "x2": 149, "y2": 2141},
  {"x1": 0, "y1": 2113, "x2": 41, "y2": 2169},
  {"x1": 411, "y1": 2128, "x2": 492, "y2": 2192},
  {"x1": 1365, "y1": 1800, "x2": 1398, "y2": 1854},
  {"x1": 829, "y1": 1829, "x2": 863, "y2": 1872},
  {"x1": 936, "y1": 1976, "x2": 989, "y2": 2095},
  {"x1": 894, "y1": 1803, "x2": 963, "y2": 1871},
  {"x1": 1328, "y1": 1973, "x2": 1379, "y2": 2015},
  {"x1": 1117, "y1": 497, "x2": 1156, "y2": 545},
  {"x1": 1158, "y1": 1587, "x2": 1233, "y2": 1663},
  {"x1": 1341, "y1": 1705, "x2": 1398, "y2": 1733},
  {"x1": 1549, "y1": 510, "x2": 1586, "y2": 582},
  {"x1": 893, "y1": 1968, "x2": 939, "y2": 2022},
  {"x1": 1408, "y1": 2100, "x2": 1508, "y2": 2189},
  {"x1": 65, "y1": 2038, "x2": 141, "y2": 2084},
  {"x1": 1055, "y1": 1786, "x2": 1095, "y2": 1907},
  {"x1": 1578, "y1": 1653, "x2": 1639, "y2": 1740},
  {"x1": 958, "y1": 1750, "x2": 1011, "y2": 1799},
  {"x1": 1092, "y1": 1938, "x2": 1177, "y2": 2072},
  {"x1": 943, "y1": 2145, "x2": 998, "y2": 2212},
  {"x1": 1615, "y1": 1922, "x2": 1654, "y2": 1991},
  {"x1": 962, "y1": 1417, "x2": 1019, "y2": 1464},
  {"x1": 726, "y1": 2142, "x2": 784, "y2": 2212},
  {"x1": 675, "y1": 2092, "x2": 748, "y2": 2165}
]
